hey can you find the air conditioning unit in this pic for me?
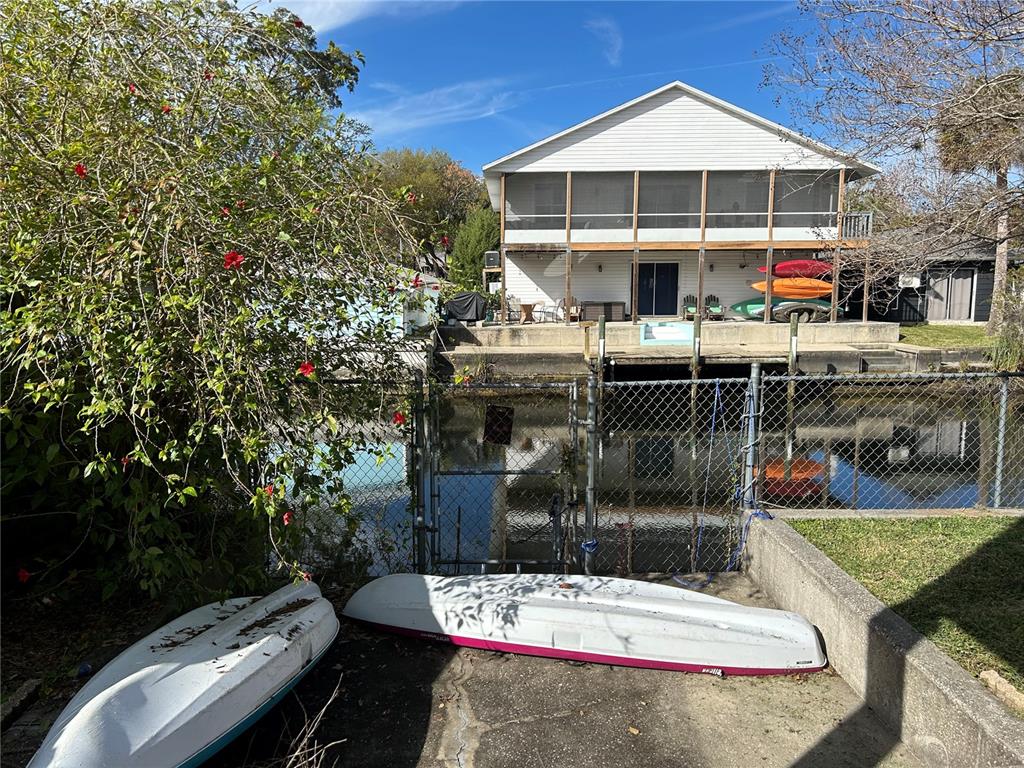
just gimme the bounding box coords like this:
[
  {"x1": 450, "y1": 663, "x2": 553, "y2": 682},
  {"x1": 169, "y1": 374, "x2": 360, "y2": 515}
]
[
  {"x1": 898, "y1": 273, "x2": 922, "y2": 289},
  {"x1": 484, "y1": 250, "x2": 501, "y2": 269}
]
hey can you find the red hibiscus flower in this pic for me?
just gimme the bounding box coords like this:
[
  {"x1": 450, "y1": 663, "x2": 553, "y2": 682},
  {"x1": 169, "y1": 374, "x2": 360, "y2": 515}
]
[
  {"x1": 74, "y1": 163, "x2": 87, "y2": 179},
  {"x1": 203, "y1": 69, "x2": 214, "y2": 81},
  {"x1": 263, "y1": 484, "x2": 274, "y2": 496},
  {"x1": 293, "y1": 18, "x2": 304, "y2": 27},
  {"x1": 223, "y1": 250, "x2": 244, "y2": 269},
  {"x1": 17, "y1": 568, "x2": 30, "y2": 584},
  {"x1": 297, "y1": 361, "x2": 315, "y2": 377},
  {"x1": 301, "y1": 571, "x2": 312, "y2": 582},
  {"x1": 220, "y1": 206, "x2": 231, "y2": 218},
  {"x1": 440, "y1": 235, "x2": 450, "y2": 248},
  {"x1": 406, "y1": 193, "x2": 417, "y2": 204},
  {"x1": 282, "y1": 510, "x2": 294, "y2": 526},
  {"x1": 161, "y1": 104, "x2": 171, "y2": 114},
  {"x1": 392, "y1": 411, "x2": 407, "y2": 426},
  {"x1": 410, "y1": 275, "x2": 425, "y2": 289},
  {"x1": 127, "y1": 82, "x2": 137, "y2": 95}
]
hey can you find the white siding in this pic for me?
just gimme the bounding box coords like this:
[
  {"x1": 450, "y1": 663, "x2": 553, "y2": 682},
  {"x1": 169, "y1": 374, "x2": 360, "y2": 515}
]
[
  {"x1": 489, "y1": 89, "x2": 840, "y2": 174},
  {"x1": 504, "y1": 253, "x2": 567, "y2": 306},
  {"x1": 507, "y1": 250, "x2": 769, "y2": 315}
]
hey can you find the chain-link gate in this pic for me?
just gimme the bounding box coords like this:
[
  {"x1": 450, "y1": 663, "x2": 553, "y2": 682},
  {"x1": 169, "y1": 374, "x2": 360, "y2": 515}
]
[{"x1": 420, "y1": 381, "x2": 580, "y2": 573}]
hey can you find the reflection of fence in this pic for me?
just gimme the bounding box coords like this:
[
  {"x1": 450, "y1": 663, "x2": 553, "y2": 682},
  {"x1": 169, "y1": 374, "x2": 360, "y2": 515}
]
[{"x1": 332, "y1": 370, "x2": 1022, "y2": 577}]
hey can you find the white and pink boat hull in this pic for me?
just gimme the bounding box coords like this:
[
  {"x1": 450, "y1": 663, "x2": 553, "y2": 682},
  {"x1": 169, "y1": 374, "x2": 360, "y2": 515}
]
[{"x1": 342, "y1": 574, "x2": 826, "y2": 677}]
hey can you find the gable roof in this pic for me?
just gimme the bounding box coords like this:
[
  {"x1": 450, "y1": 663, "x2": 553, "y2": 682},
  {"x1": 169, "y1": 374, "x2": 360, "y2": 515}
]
[{"x1": 482, "y1": 81, "x2": 881, "y2": 177}]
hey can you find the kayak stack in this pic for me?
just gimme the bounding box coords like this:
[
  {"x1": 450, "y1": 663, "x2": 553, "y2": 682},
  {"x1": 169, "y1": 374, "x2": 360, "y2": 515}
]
[{"x1": 733, "y1": 259, "x2": 836, "y2": 321}]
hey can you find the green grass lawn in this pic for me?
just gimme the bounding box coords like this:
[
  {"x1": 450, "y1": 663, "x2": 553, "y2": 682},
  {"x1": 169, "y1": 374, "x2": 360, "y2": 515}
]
[
  {"x1": 789, "y1": 517, "x2": 1023, "y2": 693},
  {"x1": 898, "y1": 324, "x2": 995, "y2": 349}
]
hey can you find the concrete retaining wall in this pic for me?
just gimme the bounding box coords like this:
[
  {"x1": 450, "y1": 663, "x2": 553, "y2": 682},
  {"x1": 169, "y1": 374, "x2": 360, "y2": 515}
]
[
  {"x1": 440, "y1": 321, "x2": 900, "y2": 350},
  {"x1": 743, "y1": 515, "x2": 1024, "y2": 768}
]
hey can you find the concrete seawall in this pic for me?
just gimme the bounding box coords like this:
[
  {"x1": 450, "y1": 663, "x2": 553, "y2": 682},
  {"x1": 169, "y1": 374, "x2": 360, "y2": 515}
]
[{"x1": 742, "y1": 515, "x2": 1024, "y2": 768}]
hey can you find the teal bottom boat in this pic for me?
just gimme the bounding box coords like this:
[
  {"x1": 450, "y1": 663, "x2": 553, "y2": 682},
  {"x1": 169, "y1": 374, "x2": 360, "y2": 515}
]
[{"x1": 730, "y1": 297, "x2": 837, "y2": 322}]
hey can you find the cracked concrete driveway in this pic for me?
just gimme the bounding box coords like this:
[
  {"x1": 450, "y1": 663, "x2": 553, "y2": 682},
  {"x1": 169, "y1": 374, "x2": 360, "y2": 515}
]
[{"x1": 211, "y1": 574, "x2": 922, "y2": 768}]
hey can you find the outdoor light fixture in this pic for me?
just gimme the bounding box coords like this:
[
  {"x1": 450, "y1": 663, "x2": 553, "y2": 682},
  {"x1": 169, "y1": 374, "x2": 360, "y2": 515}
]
[{"x1": 598, "y1": 264, "x2": 603, "y2": 272}]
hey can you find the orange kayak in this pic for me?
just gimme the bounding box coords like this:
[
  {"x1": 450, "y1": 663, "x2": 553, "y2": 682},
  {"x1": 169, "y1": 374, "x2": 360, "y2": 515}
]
[
  {"x1": 752, "y1": 278, "x2": 832, "y2": 299},
  {"x1": 757, "y1": 459, "x2": 824, "y2": 481}
]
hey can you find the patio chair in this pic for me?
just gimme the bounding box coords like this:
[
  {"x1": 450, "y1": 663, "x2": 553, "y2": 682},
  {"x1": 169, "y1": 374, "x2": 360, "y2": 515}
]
[
  {"x1": 704, "y1": 294, "x2": 725, "y2": 320},
  {"x1": 681, "y1": 294, "x2": 699, "y2": 320},
  {"x1": 535, "y1": 298, "x2": 565, "y2": 323},
  {"x1": 504, "y1": 293, "x2": 520, "y2": 323}
]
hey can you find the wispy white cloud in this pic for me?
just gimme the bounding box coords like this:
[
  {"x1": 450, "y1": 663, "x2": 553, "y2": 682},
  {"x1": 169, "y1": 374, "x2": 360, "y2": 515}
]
[
  {"x1": 350, "y1": 79, "x2": 519, "y2": 138},
  {"x1": 682, "y1": 3, "x2": 795, "y2": 35},
  {"x1": 253, "y1": 0, "x2": 460, "y2": 34},
  {"x1": 585, "y1": 17, "x2": 623, "y2": 67}
]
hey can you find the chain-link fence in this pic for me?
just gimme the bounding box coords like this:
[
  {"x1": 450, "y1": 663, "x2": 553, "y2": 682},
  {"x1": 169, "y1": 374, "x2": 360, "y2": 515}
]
[
  {"x1": 313, "y1": 370, "x2": 1023, "y2": 578},
  {"x1": 595, "y1": 378, "x2": 751, "y2": 574},
  {"x1": 425, "y1": 381, "x2": 579, "y2": 573},
  {"x1": 757, "y1": 372, "x2": 1024, "y2": 512}
]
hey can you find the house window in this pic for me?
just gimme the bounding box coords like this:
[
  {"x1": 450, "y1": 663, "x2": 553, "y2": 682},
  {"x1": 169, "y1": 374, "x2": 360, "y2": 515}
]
[
  {"x1": 504, "y1": 173, "x2": 566, "y2": 230},
  {"x1": 706, "y1": 171, "x2": 770, "y2": 228},
  {"x1": 773, "y1": 171, "x2": 839, "y2": 229},
  {"x1": 637, "y1": 172, "x2": 702, "y2": 229},
  {"x1": 571, "y1": 172, "x2": 633, "y2": 230}
]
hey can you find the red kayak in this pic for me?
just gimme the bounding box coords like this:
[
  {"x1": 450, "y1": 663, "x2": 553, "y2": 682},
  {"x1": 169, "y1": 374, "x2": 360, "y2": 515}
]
[{"x1": 758, "y1": 259, "x2": 833, "y2": 278}]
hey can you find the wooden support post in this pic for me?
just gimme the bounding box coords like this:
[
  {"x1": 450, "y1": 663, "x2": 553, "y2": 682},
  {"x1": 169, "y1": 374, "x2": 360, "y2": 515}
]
[
  {"x1": 499, "y1": 174, "x2": 506, "y2": 326},
  {"x1": 565, "y1": 171, "x2": 572, "y2": 245},
  {"x1": 631, "y1": 247, "x2": 639, "y2": 323},
  {"x1": 830, "y1": 168, "x2": 846, "y2": 323},
  {"x1": 764, "y1": 170, "x2": 776, "y2": 325},
  {"x1": 699, "y1": 170, "x2": 708, "y2": 242},
  {"x1": 632, "y1": 170, "x2": 640, "y2": 243},
  {"x1": 862, "y1": 256, "x2": 870, "y2": 323},
  {"x1": 696, "y1": 244, "x2": 706, "y2": 323},
  {"x1": 499, "y1": 246, "x2": 507, "y2": 326},
  {"x1": 564, "y1": 248, "x2": 572, "y2": 326}
]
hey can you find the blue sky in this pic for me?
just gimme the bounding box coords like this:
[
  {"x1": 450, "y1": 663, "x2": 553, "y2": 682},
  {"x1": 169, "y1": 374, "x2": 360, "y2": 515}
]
[{"x1": 281, "y1": 1, "x2": 809, "y2": 173}]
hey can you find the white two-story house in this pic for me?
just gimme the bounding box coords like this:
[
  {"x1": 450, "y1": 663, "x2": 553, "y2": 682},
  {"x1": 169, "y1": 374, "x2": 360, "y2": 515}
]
[{"x1": 482, "y1": 81, "x2": 879, "y2": 324}]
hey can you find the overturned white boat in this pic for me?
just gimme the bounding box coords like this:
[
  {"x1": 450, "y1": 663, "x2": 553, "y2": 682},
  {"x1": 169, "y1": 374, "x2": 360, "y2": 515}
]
[
  {"x1": 29, "y1": 581, "x2": 338, "y2": 768},
  {"x1": 343, "y1": 574, "x2": 825, "y2": 677}
]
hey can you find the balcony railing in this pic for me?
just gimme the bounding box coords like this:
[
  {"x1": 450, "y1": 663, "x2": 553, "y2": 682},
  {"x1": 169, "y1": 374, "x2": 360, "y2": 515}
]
[
  {"x1": 842, "y1": 211, "x2": 873, "y2": 238},
  {"x1": 503, "y1": 208, "x2": 874, "y2": 240}
]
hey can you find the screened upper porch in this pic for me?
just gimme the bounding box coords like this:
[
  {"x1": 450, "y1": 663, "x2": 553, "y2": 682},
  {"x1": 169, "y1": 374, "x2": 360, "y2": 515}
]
[{"x1": 502, "y1": 170, "x2": 870, "y2": 244}]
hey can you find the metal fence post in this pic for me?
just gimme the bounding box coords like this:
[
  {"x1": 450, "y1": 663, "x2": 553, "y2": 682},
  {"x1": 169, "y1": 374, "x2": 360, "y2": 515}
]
[
  {"x1": 412, "y1": 372, "x2": 427, "y2": 573},
  {"x1": 584, "y1": 369, "x2": 599, "y2": 575},
  {"x1": 742, "y1": 363, "x2": 761, "y2": 511},
  {"x1": 993, "y1": 374, "x2": 1009, "y2": 509}
]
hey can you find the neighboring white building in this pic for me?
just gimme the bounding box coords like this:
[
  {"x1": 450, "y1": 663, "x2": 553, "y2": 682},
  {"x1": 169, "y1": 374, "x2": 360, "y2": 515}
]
[{"x1": 482, "y1": 81, "x2": 879, "y2": 322}]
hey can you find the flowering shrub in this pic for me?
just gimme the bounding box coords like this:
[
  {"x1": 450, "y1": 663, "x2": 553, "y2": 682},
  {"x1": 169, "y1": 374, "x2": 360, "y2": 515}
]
[{"x1": 1, "y1": 0, "x2": 417, "y2": 601}]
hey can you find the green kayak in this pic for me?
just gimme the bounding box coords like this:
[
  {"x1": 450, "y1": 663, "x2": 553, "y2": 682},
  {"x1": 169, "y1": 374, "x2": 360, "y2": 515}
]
[{"x1": 730, "y1": 297, "x2": 836, "y2": 320}]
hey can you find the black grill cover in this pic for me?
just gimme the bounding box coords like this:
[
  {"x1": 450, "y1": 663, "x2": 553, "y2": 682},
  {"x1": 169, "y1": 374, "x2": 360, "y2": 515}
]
[{"x1": 445, "y1": 291, "x2": 488, "y2": 321}]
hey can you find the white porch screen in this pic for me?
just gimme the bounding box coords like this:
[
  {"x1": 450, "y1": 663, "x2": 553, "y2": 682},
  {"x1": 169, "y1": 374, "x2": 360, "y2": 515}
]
[
  {"x1": 571, "y1": 172, "x2": 634, "y2": 230},
  {"x1": 706, "y1": 171, "x2": 770, "y2": 228},
  {"x1": 504, "y1": 172, "x2": 567, "y2": 230},
  {"x1": 637, "y1": 172, "x2": 702, "y2": 229},
  {"x1": 773, "y1": 171, "x2": 839, "y2": 229}
]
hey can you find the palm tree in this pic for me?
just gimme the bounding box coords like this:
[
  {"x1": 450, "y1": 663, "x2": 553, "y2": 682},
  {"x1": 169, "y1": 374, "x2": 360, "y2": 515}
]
[{"x1": 937, "y1": 69, "x2": 1024, "y2": 333}]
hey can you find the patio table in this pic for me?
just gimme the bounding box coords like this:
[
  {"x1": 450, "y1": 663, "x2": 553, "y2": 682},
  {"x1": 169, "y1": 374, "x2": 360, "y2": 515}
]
[{"x1": 519, "y1": 303, "x2": 536, "y2": 324}]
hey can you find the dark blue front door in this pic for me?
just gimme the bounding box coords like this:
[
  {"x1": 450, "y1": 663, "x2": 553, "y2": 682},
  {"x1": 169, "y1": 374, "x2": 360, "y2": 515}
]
[{"x1": 637, "y1": 262, "x2": 679, "y2": 316}]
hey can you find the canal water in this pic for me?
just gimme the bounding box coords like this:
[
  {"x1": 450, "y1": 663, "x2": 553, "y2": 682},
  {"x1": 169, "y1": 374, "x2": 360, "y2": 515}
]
[{"x1": 341, "y1": 379, "x2": 1023, "y2": 575}]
